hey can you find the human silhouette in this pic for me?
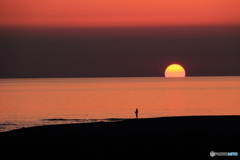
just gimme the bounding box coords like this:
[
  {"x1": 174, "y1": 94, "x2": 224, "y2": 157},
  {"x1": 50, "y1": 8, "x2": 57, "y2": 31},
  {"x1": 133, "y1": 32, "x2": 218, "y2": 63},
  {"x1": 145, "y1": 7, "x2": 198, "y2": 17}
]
[{"x1": 135, "y1": 108, "x2": 138, "y2": 118}]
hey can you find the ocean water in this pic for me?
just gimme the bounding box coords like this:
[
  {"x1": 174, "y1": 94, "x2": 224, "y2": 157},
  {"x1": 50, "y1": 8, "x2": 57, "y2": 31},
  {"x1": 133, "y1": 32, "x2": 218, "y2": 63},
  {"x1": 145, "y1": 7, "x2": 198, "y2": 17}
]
[{"x1": 0, "y1": 77, "x2": 240, "y2": 132}]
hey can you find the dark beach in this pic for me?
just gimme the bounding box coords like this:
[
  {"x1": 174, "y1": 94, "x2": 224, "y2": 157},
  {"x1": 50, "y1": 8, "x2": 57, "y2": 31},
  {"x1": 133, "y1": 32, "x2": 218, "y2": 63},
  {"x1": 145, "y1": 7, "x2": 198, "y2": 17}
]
[{"x1": 1, "y1": 116, "x2": 240, "y2": 159}]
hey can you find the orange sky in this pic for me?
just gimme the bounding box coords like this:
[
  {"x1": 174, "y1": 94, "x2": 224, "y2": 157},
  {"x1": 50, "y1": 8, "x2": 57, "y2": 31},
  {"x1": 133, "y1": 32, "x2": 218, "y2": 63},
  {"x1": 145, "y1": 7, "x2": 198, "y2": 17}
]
[{"x1": 1, "y1": 0, "x2": 240, "y2": 27}]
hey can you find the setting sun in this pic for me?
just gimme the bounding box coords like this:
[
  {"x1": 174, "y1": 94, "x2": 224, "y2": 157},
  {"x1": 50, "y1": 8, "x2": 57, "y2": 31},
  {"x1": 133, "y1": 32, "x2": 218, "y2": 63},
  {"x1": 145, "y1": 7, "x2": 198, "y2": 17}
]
[{"x1": 165, "y1": 64, "x2": 186, "y2": 77}]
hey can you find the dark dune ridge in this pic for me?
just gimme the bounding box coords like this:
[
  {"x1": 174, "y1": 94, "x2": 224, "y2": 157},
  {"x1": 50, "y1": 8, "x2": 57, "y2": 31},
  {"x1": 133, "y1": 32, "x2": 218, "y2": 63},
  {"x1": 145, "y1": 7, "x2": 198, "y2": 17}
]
[
  {"x1": 1, "y1": 116, "x2": 240, "y2": 159},
  {"x1": 42, "y1": 118, "x2": 125, "y2": 122}
]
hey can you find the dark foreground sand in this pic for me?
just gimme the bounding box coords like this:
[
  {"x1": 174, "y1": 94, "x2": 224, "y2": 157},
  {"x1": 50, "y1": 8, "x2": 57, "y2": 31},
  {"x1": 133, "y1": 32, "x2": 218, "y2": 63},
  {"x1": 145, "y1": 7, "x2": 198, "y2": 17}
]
[{"x1": 1, "y1": 116, "x2": 240, "y2": 159}]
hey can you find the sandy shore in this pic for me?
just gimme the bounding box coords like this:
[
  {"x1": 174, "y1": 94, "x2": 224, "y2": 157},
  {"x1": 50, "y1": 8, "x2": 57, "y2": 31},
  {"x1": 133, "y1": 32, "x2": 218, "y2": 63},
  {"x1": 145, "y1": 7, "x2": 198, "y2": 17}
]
[{"x1": 1, "y1": 116, "x2": 240, "y2": 159}]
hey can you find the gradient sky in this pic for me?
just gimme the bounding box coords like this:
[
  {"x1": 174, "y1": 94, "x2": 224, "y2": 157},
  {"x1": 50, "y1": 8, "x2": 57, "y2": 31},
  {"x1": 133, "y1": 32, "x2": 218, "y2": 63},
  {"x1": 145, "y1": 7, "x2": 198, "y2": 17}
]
[
  {"x1": 1, "y1": 1, "x2": 240, "y2": 78},
  {"x1": 1, "y1": 0, "x2": 240, "y2": 27},
  {"x1": 1, "y1": 26, "x2": 240, "y2": 78}
]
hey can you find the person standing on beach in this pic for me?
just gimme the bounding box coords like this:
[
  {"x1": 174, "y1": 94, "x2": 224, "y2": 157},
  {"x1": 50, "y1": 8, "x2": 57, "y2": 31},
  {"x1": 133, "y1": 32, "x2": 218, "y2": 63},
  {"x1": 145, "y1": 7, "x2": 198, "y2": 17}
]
[{"x1": 135, "y1": 109, "x2": 138, "y2": 118}]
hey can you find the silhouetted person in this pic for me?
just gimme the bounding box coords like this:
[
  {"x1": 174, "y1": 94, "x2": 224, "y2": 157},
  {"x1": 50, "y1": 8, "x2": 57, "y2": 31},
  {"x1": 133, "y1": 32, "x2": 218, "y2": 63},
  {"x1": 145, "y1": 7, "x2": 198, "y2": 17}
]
[{"x1": 135, "y1": 108, "x2": 138, "y2": 118}]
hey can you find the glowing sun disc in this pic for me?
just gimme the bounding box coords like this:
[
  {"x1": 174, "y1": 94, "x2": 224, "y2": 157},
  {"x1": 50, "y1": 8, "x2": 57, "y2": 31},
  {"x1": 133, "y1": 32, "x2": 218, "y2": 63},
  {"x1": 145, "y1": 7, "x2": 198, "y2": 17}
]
[{"x1": 165, "y1": 64, "x2": 186, "y2": 77}]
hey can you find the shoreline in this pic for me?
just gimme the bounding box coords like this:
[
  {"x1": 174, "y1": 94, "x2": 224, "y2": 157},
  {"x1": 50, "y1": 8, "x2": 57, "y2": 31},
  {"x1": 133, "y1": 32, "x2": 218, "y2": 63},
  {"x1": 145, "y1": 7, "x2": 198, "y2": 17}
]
[
  {"x1": 1, "y1": 115, "x2": 240, "y2": 158},
  {"x1": 0, "y1": 118, "x2": 128, "y2": 133}
]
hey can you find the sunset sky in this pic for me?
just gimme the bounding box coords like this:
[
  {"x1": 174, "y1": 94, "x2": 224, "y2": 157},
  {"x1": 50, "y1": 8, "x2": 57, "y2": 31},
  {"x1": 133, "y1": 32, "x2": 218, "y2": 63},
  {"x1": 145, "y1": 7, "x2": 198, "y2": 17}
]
[
  {"x1": 0, "y1": 1, "x2": 240, "y2": 78},
  {"x1": 1, "y1": 0, "x2": 240, "y2": 27}
]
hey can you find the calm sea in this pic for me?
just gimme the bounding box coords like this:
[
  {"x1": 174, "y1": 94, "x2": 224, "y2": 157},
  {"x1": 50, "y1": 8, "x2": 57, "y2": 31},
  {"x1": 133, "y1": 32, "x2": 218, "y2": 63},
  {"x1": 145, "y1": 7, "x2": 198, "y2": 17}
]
[{"x1": 0, "y1": 77, "x2": 240, "y2": 132}]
